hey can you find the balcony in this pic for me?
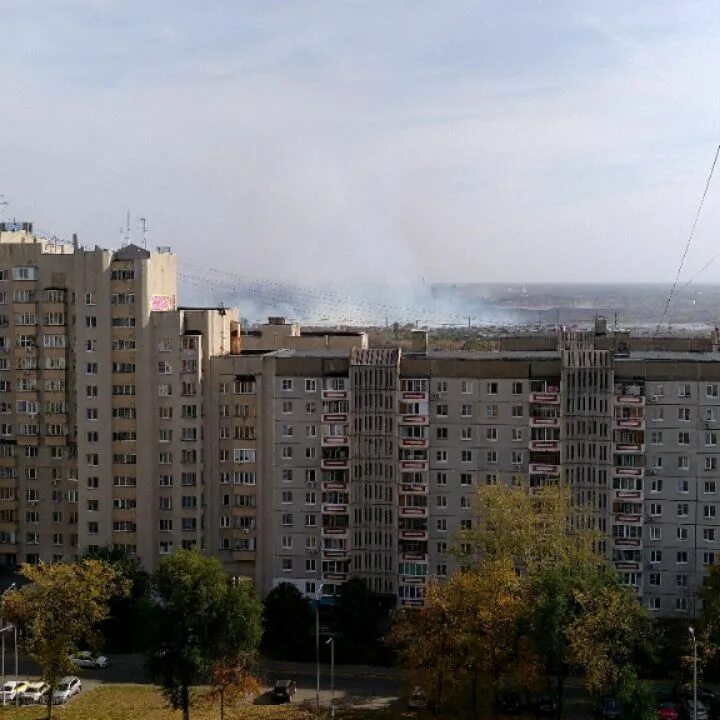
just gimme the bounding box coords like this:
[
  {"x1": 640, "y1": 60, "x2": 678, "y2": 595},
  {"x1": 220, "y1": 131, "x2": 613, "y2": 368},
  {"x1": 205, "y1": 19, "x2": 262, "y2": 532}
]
[
  {"x1": 321, "y1": 503, "x2": 348, "y2": 515},
  {"x1": 614, "y1": 443, "x2": 645, "y2": 454},
  {"x1": 400, "y1": 460, "x2": 428, "y2": 471},
  {"x1": 613, "y1": 489, "x2": 643, "y2": 500},
  {"x1": 399, "y1": 597, "x2": 424, "y2": 607},
  {"x1": 529, "y1": 416, "x2": 560, "y2": 428},
  {"x1": 321, "y1": 413, "x2": 347, "y2": 423},
  {"x1": 529, "y1": 463, "x2": 561, "y2": 477},
  {"x1": 612, "y1": 537, "x2": 641, "y2": 547},
  {"x1": 400, "y1": 391, "x2": 429, "y2": 402},
  {"x1": 399, "y1": 414, "x2": 429, "y2": 426},
  {"x1": 400, "y1": 483, "x2": 428, "y2": 494},
  {"x1": 400, "y1": 552, "x2": 428, "y2": 563},
  {"x1": 322, "y1": 572, "x2": 349, "y2": 583},
  {"x1": 321, "y1": 481, "x2": 347, "y2": 492},
  {"x1": 322, "y1": 390, "x2": 347, "y2": 400},
  {"x1": 399, "y1": 528, "x2": 428, "y2": 541},
  {"x1": 614, "y1": 561, "x2": 641, "y2": 571},
  {"x1": 322, "y1": 526, "x2": 349, "y2": 538},
  {"x1": 321, "y1": 459, "x2": 349, "y2": 471},
  {"x1": 399, "y1": 506, "x2": 429, "y2": 518},
  {"x1": 614, "y1": 466, "x2": 644, "y2": 478},
  {"x1": 614, "y1": 513, "x2": 642, "y2": 524},
  {"x1": 615, "y1": 395, "x2": 645, "y2": 406},
  {"x1": 400, "y1": 437, "x2": 429, "y2": 449},
  {"x1": 528, "y1": 440, "x2": 559, "y2": 452},
  {"x1": 321, "y1": 435, "x2": 348, "y2": 447},
  {"x1": 613, "y1": 418, "x2": 645, "y2": 430},
  {"x1": 529, "y1": 392, "x2": 560, "y2": 405},
  {"x1": 321, "y1": 549, "x2": 349, "y2": 560},
  {"x1": 400, "y1": 574, "x2": 428, "y2": 585}
]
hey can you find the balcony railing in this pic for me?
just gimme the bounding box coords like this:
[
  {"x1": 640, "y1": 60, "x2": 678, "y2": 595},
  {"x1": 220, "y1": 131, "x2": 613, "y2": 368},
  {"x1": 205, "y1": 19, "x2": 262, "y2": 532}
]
[
  {"x1": 614, "y1": 443, "x2": 645, "y2": 454},
  {"x1": 321, "y1": 503, "x2": 348, "y2": 515},
  {"x1": 399, "y1": 529, "x2": 428, "y2": 541},
  {"x1": 398, "y1": 506, "x2": 428, "y2": 518},
  {"x1": 400, "y1": 391, "x2": 429, "y2": 401},
  {"x1": 400, "y1": 437, "x2": 429, "y2": 449},
  {"x1": 321, "y1": 413, "x2": 347, "y2": 423},
  {"x1": 615, "y1": 395, "x2": 646, "y2": 406},
  {"x1": 321, "y1": 459, "x2": 349, "y2": 470},
  {"x1": 529, "y1": 417, "x2": 560, "y2": 428},
  {"x1": 529, "y1": 463, "x2": 561, "y2": 477},
  {"x1": 399, "y1": 415, "x2": 429, "y2": 426},
  {"x1": 400, "y1": 460, "x2": 428, "y2": 471},
  {"x1": 322, "y1": 390, "x2": 347, "y2": 400},
  {"x1": 321, "y1": 435, "x2": 348, "y2": 447},
  {"x1": 528, "y1": 440, "x2": 559, "y2": 451},
  {"x1": 529, "y1": 392, "x2": 560, "y2": 405}
]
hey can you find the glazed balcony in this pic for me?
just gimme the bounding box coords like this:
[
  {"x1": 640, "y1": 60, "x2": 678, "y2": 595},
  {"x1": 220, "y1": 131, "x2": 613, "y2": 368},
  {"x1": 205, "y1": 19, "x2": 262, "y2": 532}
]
[
  {"x1": 400, "y1": 436, "x2": 429, "y2": 450},
  {"x1": 321, "y1": 503, "x2": 348, "y2": 515},
  {"x1": 529, "y1": 416, "x2": 560, "y2": 428},
  {"x1": 321, "y1": 435, "x2": 349, "y2": 447},
  {"x1": 615, "y1": 395, "x2": 645, "y2": 406},
  {"x1": 399, "y1": 415, "x2": 429, "y2": 426},
  {"x1": 529, "y1": 392, "x2": 560, "y2": 405},
  {"x1": 528, "y1": 440, "x2": 559, "y2": 452},
  {"x1": 322, "y1": 389, "x2": 347, "y2": 401}
]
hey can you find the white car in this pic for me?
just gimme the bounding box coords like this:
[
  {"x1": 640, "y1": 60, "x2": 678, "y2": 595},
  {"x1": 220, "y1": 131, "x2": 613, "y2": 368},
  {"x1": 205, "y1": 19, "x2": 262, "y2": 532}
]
[
  {"x1": 72, "y1": 651, "x2": 109, "y2": 669},
  {"x1": 1, "y1": 681, "x2": 28, "y2": 703},
  {"x1": 52, "y1": 676, "x2": 81, "y2": 704},
  {"x1": 20, "y1": 682, "x2": 49, "y2": 704}
]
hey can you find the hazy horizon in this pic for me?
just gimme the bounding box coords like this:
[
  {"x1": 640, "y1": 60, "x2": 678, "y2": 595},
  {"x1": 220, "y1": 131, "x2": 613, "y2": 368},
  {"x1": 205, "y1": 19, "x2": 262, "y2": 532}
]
[{"x1": 3, "y1": 1, "x2": 720, "y2": 286}]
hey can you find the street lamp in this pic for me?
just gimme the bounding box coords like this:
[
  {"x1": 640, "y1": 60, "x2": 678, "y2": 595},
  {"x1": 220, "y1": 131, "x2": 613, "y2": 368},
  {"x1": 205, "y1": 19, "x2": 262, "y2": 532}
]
[
  {"x1": 0, "y1": 624, "x2": 17, "y2": 716},
  {"x1": 689, "y1": 626, "x2": 697, "y2": 720},
  {"x1": 315, "y1": 583, "x2": 324, "y2": 714},
  {"x1": 325, "y1": 637, "x2": 335, "y2": 719},
  {"x1": 0, "y1": 582, "x2": 16, "y2": 708}
]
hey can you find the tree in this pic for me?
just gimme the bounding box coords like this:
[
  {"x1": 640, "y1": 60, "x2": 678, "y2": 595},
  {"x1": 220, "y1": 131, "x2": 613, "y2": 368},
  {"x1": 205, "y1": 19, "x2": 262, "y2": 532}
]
[
  {"x1": 262, "y1": 582, "x2": 314, "y2": 660},
  {"x1": 144, "y1": 550, "x2": 262, "y2": 720},
  {"x1": 82, "y1": 545, "x2": 150, "y2": 652},
  {"x1": 2, "y1": 560, "x2": 128, "y2": 720},
  {"x1": 330, "y1": 577, "x2": 391, "y2": 664},
  {"x1": 455, "y1": 483, "x2": 598, "y2": 574},
  {"x1": 389, "y1": 561, "x2": 534, "y2": 717},
  {"x1": 568, "y1": 575, "x2": 655, "y2": 697},
  {"x1": 209, "y1": 659, "x2": 260, "y2": 720}
]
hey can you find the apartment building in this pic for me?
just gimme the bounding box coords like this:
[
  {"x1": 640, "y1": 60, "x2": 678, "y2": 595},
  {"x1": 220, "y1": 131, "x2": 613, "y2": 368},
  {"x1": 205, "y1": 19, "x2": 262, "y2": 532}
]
[
  {"x1": 246, "y1": 328, "x2": 720, "y2": 619},
  {"x1": 3, "y1": 221, "x2": 720, "y2": 618}
]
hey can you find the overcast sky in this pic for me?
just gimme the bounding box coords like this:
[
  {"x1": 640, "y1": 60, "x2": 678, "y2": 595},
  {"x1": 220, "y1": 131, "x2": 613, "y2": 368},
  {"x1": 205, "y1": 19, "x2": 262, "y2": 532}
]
[{"x1": 2, "y1": 0, "x2": 720, "y2": 285}]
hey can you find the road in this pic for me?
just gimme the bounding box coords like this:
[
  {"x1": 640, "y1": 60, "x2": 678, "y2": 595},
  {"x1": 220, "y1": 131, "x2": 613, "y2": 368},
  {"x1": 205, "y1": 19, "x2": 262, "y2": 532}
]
[{"x1": 6, "y1": 654, "x2": 401, "y2": 709}]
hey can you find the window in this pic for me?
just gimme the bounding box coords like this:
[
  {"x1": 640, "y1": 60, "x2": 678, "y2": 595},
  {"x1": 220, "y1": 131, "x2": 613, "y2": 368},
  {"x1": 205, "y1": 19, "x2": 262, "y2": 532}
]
[
  {"x1": 511, "y1": 427, "x2": 523, "y2": 441},
  {"x1": 650, "y1": 503, "x2": 662, "y2": 517},
  {"x1": 486, "y1": 427, "x2": 497, "y2": 441},
  {"x1": 436, "y1": 427, "x2": 448, "y2": 440},
  {"x1": 461, "y1": 426, "x2": 472, "y2": 440},
  {"x1": 461, "y1": 403, "x2": 472, "y2": 417},
  {"x1": 435, "y1": 404, "x2": 448, "y2": 417},
  {"x1": 436, "y1": 518, "x2": 447, "y2": 532},
  {"x1": 650, "y1": 431, "x2": 663, "y2": 445},
  {"x1": 678, "y1": 456, "x2": 689, "y2": 470},
  {"x1": 705, "y1": 505, "x2": 717, "y2": 519},
  {"x1": 461, "y1": 449, "x2": 473, "y2": 463},
  {"x1": 650, "y1": 478, "x2": 663, "y2": 493},
  {"x1": 706, "y1": 480, "x2": 717, "y2": 494},
  {"x1": 486, "y1": 404, "x2": 498, "y2": 418},
  {"x1": 704, "y1": 528, "x2": 716, "y2": 542},
  {"x1": 486, "y1": 450, "x2": 498, "y2": 463},
  {"x1": 281, "y1": 379, "x2": 294, "y2": 391},
  {"x1": 435, "y1": 450, "x2": 447, "y2": 463},
  {"x1": 512, "y1": 381, "x2": 523, "y2": 395},
  {"x1": 677, "y1": 527, "x2": 689, "y2": 541},
  {"x1": 435, "y1": 471, "x2": 447, "y2": 485},
  {"x1": 486, "y1": 382, "x2": 498, "y2": 395},
  {"x1": 511, "y1": 404, "x2": 523, "y2": 418},
  {"x1": 677, "y1": 479, "x2": 689, "y2": 494},
  {"x1": 650, "y1": 550, "x2": 662, "y2": 564},
  {"x1": 436, "y1": 495, "x2": 447, "y2": 509},
  {"x1": 282, "y1": 401, "x2": 293, "y2": 414},
  {"x1": 650, "y1": 526, "x2": 661, "y2": 540},
  {"x1": 305, "y1": 514, "x2": 316, "y2": 527},
  {"x1": 706, "y1": 457, "x2": 718, "y2": 472},
  {"x1": 678, "y1": 431, "x2": 690, "y2": 445},
  {"x1": 677, "y1": 503, "x2": 689, "y2": 517},
  {"x1": 678, "y1": 407, "x2": 691, "y2": 422},
  {"x1": 677, "y1": 551, "x2": 688, "y2": 564},
  {"x1": 281, "y1": 559, "x2": 293, "y2": 572},
  {"x1": 282, "y1": 513, "x2": 293, "y2": 526},
  {"x1": 678, "y1": 384, "x2": 691, "y2": 398},
  {"x1": 461, "y1": 380, "x2": 473, "y2": 394},
  {"x1": 707, "y1": 432, "x2": 718, "y2": 447},
  {"x1": 281, "y1": 446, "x2": 293, "y2": 460},
  {"x1": 460, "y1": 473, "x2": 473, "y2": 486}
]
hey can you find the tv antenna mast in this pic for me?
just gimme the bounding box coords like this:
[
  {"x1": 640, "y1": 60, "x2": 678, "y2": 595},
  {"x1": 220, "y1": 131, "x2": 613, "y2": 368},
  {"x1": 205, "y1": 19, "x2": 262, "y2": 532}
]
[
  {"x1": 120, "y1": 210, "x2": 131, "y2": 246},
  {"x1": 139, "y1": 217, "x2": 148, "y2": 249},
  {"x1": 0, "y1": 196, "x2": 9, "y2": 223}
]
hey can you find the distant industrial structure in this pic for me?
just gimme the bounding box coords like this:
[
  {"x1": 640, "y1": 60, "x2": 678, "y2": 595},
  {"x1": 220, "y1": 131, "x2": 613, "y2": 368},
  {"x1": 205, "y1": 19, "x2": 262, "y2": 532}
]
[{"x1": 0, "y1": 222, "x2": 718, "y2": 618}]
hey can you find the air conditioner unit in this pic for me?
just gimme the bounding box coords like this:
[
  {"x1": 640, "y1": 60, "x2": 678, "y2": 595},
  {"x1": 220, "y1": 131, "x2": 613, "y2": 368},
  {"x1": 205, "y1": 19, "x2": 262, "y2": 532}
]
[{"x1": 648, "y1": 469, "x2": 656, "y2": 475}]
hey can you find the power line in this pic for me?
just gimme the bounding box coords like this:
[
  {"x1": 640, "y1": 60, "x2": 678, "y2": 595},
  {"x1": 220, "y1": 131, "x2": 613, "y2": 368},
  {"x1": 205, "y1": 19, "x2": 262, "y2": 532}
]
[{"x1": 656, "y1": 144, "x2": 720, "y2": 333}]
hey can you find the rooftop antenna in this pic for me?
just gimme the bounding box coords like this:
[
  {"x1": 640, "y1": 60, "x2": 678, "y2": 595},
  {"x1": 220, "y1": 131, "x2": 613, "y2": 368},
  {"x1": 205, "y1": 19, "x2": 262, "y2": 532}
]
[
  {"x1": 139, "y1": 217, "x2": 148, "y2": 249},
  {"x1": 121, "y1": 210, "x2": 131, "y2": 246},
  {"x1": 0, "y1": 196, "x2": 8, "y2": 223}
]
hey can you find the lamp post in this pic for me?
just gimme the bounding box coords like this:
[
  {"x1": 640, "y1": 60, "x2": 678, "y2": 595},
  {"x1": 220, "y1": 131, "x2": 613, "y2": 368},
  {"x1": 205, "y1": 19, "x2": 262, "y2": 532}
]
[
  {"x1": 689, "y1": 626, "x2": 698, "y2": 720},
  {"x1": 325, "y1": 636, "x2": 335, "y2": 719},
  {"x1": 0, "y1": 582, "x2": 16, "y2": 708},
  {"x1": 315, "y1": 583, "x2": 324, "y2": 714}
]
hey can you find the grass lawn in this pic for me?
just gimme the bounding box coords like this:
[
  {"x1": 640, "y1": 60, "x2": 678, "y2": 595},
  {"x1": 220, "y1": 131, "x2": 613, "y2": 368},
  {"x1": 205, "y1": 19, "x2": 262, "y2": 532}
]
[{"x1": 0, "y1": 685, "x2": 402, "y2": 720}]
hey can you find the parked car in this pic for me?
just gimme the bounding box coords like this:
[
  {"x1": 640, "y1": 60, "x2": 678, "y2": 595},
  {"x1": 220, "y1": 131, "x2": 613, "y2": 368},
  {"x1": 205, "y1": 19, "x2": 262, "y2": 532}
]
[
  {"x1": 72, "y1": 651, "x2": 108, "y2": 669},
  {"x1": 271, "y1": 680, "x2": 296, "y2": 704},
  {"x1": 656, "y1": 696, "x2": 679, "y2": 720},
  {"x1": 680, "y1": 696, "x2": 709, "y2": 720},
  {"x1": 408, "y1": 686, "x2": 428, "y2": 710},
  {"x1": 499, "y1": 690, "x2": 523, "y2": 714},
  {"x1": 20, "y1": 682, "x2": 49, "y2": 705},
  {"x1": 537, "y1": 691, "x2": 558, "y2": 717},
  {"x1": 1, "y1": 681, "x2": 28, "y2": 703},
  {"x1": 52, "y1": 676, "x2": 81, "y2": 705},
  {"x1": 598, "y1": 695, "x2": 621, "y2": 718}
]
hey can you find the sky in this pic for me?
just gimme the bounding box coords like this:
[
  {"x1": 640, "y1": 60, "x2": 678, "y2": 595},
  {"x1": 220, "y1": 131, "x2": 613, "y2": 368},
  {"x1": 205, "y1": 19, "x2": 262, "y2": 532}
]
[{"x1": 2, "y1": 0, "x2": 720, "y2": 286}]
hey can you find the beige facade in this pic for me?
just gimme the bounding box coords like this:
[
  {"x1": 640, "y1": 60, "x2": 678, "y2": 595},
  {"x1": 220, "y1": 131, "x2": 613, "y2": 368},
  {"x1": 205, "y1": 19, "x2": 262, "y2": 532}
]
[{"x1": 4, "y1": 223, "x2": 720, "y2": 618}]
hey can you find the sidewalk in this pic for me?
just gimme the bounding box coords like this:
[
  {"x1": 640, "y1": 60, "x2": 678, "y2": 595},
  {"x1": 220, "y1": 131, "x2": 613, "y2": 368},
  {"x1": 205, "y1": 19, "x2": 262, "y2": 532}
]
[{"x1": 261, "y1": 659, "x2": 399, "y2": 680}]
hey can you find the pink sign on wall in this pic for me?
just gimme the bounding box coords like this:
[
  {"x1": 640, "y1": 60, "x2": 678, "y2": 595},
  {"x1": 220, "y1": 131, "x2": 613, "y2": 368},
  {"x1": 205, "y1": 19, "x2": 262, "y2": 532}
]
[{"x1": 151, "y1": 294, "x2": 176, "y2": 312}]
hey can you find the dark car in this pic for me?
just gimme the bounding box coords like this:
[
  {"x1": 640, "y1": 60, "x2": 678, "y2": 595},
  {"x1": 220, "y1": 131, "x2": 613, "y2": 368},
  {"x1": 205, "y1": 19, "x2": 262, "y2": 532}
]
[
  {"x1": 537, "y1": 691, "x2": 558, "y2": 717},
  {"x1": 499, "y1": 690, "x2": 523, "y2": 714},
  {"x1": 272, "y1": 680, "x2": 297, "y2": 704},
  {"x1": 597, "y1": 695, "x2": 621, "y2": 719}
]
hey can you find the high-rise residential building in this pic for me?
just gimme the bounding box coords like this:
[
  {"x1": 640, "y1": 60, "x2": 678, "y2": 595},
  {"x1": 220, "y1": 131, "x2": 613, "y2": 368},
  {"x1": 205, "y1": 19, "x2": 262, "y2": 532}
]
[{"x1": 4, "y1": 221, "x2": 720, "y2": 618}]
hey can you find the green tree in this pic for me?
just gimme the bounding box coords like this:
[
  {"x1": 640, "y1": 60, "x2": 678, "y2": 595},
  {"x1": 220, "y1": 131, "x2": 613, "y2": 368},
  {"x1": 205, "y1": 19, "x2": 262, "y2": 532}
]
[
  {"x1": 2, "y1": 560, "x2": 128, "y2": 720},
  {"x1": 144, "y1": 550, "x2": 262, "y2": 720},
  {"x1": 330, "y1": 577, "x2": 391, "y2": 664},
  {"x1": 568, "y1": 575, "x2": 655, "y2": 697},
  {"x1": 82, "y1": 545, "x2": 150, "y2": 652},
  {"x1": 261, "y1": 582, "x2": 314, "y2": 660}
]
